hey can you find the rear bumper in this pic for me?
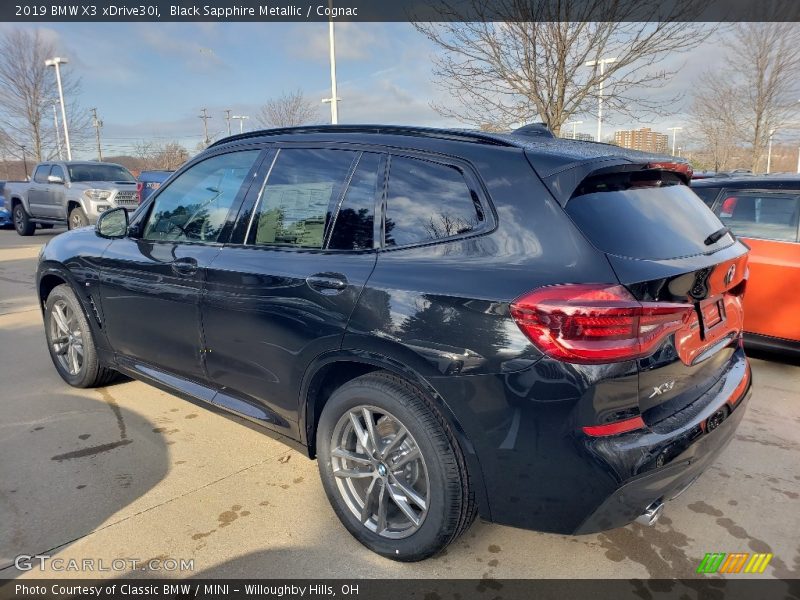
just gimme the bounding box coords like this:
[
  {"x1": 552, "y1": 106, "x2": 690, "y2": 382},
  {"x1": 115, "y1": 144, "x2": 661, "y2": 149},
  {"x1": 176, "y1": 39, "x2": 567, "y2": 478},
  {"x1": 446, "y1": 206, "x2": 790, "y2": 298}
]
[
  {"x1": 574, "y1": 371, "x2": 750, "y2": 533},
  {"x1": 430, "y1": 347, "x2": 751, "y2": 535}
]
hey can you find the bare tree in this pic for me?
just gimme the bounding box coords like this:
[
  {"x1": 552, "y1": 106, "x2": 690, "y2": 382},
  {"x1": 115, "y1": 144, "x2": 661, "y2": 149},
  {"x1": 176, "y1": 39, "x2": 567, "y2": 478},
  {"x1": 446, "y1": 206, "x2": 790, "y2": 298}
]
[
  {"x1": 689, "y1": 75, "x2": 741, "y2": 171},
  {"x1": 256, "y1": 89, "x2": 319, "y2": 128},
  {"x1": 726, "y1": 23, "x2": 800, "y2": 172},
  {"x1": 133, "y1": 140, "x2": 190, "y2": 171},
  {"x1": 0, "y1": 29, "x2": 89, "y2": 162},
  {"x1": 689, "y1": 23, "x2": 800, "y2": 172},
  {"x1": 414, "y1": 0, "x2": 713, "y2": 135}
]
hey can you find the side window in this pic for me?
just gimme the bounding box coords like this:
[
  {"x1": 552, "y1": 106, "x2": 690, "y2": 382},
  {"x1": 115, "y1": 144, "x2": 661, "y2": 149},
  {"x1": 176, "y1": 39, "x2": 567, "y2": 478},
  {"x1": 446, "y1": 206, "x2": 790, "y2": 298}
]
[
  {"x1": 250, "y1": 148, "x2": 356, "y2": 248},
  {"x1": 49, "y1": 165, "x2": 65, "y2": 181},
  {"x1": 33, "y1": 165, "x2": 50, "y2": 183},
  {"x1": 692, "y1": 186, "x2": 720, "y2": 208},
  {"x1": 143, "y1": 150, "x2": 260, "y2": 243},
  {"x1": 717, "y1": 191, "x2": 800, "y2": 242},
  {"x1": 385, "y1": 156, "x2": 485, "y2": 247},
  {"x1": 328, "y1": 153, "x2": 381, "y2": 250}
]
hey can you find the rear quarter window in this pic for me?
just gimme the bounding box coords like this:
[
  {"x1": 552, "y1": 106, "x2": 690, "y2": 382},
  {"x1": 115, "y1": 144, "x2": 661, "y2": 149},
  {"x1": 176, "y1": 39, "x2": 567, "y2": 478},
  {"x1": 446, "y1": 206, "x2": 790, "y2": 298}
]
[
  {"x1": 384, "y1": 156, "x2": 486, "y2": 247},
  {"x1": 691, "y1": 186, "x2": 721, "y2": 208}
]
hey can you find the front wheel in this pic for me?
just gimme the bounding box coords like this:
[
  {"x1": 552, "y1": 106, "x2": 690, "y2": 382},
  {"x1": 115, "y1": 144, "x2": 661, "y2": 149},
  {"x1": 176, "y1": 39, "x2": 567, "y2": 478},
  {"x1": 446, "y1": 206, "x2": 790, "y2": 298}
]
[
  {"x1": 68, "y1": 207, "x2": 89, "y2": 230},
  {"x1": 316, "y1": 372, "x2": 476, "y2": 561},
  {"x1": 44, "y1": 284, "x2": 117, "y2": 388},
  {"x1": 13, "y1": 204, "x2": 35, "y2": 236}
]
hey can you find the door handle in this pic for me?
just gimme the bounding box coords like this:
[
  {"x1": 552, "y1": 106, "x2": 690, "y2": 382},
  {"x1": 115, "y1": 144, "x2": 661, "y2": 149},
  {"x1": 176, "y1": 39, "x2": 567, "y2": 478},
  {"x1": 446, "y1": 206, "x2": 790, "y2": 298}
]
[
  {"x1": 306, "y1": 274, "x2": 347, "y2": 293},
  {"x1": 171, "y1": 258, "x2": 198, "y2": 276}
]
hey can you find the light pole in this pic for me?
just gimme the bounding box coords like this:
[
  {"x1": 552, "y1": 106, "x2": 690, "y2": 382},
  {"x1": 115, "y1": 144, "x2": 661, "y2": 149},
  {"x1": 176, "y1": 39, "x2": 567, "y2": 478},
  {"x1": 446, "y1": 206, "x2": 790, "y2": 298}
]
[
  {"x1": 667, "y1": 126, "x2": 683, "y2": 156},
  {"x1": 51, "y1": 101, "x2": 63, "y2": 160},
  {"x1": 45, "y1": 57, "x2": 72, "y2": 160},
  {"x1": 564, "y1": 120, "x2": 583, "y2": 140},
  {"x1": 585, "y1": 57, "x2": 616, "y2": 142},
  {"x1": 767, "y1": 128, "x2": 775, "y2": 174},
  {"x1": 322, "y1": 0, "x2": 340, "y2": 124},
  {"x1": 232, "y1": 115, "x2": 249, "y2": 133}
]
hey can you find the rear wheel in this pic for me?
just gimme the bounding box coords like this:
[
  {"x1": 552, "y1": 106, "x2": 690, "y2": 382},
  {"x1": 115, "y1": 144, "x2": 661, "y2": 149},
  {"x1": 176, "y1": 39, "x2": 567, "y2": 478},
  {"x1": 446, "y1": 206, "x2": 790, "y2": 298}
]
[
  {"x1": 44, "y1": 284, "x2": 117, "y2": 388},
  {"x1": 68, "y1": 207, "x2": 89, "y2": 230},
  {"x1": 13, "y1": 204, "x2": 35, "y2": 236},
  {"x1": 316, "y1": 372, "x2": 476, "y2": 561}
]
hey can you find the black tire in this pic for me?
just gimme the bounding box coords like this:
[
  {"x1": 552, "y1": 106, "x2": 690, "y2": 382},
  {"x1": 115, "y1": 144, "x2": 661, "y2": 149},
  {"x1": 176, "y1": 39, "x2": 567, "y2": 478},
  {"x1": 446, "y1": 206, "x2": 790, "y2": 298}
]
[
  {"x1": 68, "y1": 206, "x2": 89, "y2": 230},
  {"x1": 39, "y1": 223, "x2": 54, "y2": 229},
  {"x1": 316, "y1": 371, "x2": 476, "y2": 561},
  {"x1": 13, "y1": 204, "x2": 35, "y2": 236},
  {"x1": 44, "y1": 284, "x2": 118, "y2": 388}
]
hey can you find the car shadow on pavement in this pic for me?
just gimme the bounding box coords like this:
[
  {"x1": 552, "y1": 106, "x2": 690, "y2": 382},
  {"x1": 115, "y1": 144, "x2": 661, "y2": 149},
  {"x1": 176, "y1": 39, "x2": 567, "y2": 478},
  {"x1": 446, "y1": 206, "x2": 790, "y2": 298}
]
[{"x1": 0, "y1": 377, "x2": 170, "y2": 575}]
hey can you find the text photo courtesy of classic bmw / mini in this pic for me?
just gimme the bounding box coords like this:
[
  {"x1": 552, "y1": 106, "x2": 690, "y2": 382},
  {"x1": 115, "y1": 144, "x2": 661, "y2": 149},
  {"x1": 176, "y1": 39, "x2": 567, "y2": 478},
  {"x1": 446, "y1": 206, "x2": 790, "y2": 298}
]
[{"x1": 0, "y1": 2, "x2": 798, "y2": 600}]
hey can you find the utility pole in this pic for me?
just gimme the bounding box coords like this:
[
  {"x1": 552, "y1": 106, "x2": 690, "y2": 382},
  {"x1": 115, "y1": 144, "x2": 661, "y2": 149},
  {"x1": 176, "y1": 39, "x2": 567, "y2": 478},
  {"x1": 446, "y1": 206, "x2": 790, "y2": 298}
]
[
  {"x1": 52, "y1": 102, "x2": 63, "y2": 160},
  {"x1": 231, "y1": 115, "x2": 249, "y2": 134},
  {"x1": 199, "y1": 108, "x2": 212, "y2": 146},
  {"x1": 90, "y1": 108, "x2": 103, "y2": 161},
  {"x1": 322, "y1": 0, "x2": 340, "y2": 124},
  {"x1": 585, "y1": 57, "x2": 616, "y2": 142},
  {"x1": 20, "y1": 145, "x2": 29, "y2": 179},
  {"x1": 45, "y1": 57, "x2": 72, "y2": 160},
  {"x1": 224, "y1": 109, "x2": 232, "y2": 136},
  {"x1": 667, "y1": 126, "x2": 683, "y2": 156}
]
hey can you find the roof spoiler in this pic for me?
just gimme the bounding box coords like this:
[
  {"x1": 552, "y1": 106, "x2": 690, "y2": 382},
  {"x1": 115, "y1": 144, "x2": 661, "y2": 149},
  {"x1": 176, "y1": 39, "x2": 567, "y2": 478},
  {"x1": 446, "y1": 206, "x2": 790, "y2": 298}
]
[{"x1": 529, "y1": 156, "x2": 694, "y2": 207}]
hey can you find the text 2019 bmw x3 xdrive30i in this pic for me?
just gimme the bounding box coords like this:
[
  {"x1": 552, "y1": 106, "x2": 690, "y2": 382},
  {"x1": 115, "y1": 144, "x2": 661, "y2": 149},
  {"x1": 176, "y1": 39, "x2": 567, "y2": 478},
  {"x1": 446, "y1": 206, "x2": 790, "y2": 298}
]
[{"x1": 36, "y1": 125, "x2": 752, "y2": 561}]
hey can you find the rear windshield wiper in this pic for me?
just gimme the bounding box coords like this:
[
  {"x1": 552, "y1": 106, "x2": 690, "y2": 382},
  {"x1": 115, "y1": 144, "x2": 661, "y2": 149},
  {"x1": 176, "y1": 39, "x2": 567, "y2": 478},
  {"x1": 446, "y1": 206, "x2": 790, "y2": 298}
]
[{"x1": 704, "y1": 226, "x2": 730, "y2": 246}]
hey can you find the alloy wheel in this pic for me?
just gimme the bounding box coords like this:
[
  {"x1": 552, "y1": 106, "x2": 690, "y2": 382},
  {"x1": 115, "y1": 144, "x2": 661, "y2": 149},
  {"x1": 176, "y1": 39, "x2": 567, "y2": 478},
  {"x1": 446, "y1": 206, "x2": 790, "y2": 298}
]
[
  {"x1": 330, "y1": 406, "x2": 429, "y2": 539},
  {"x1": 49, "y1": 299, "x2": 84, "y2": 375}
]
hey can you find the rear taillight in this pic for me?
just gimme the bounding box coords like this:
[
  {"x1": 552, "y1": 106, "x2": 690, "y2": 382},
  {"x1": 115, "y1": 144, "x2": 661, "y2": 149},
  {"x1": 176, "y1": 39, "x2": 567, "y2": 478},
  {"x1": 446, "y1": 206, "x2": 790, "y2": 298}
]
[
  {"x1": 509, "y1": 283, "x2": 694, "y2": 364},
  {"x1": 136, "y1": 181, "x2": 144, "y2": 204}
]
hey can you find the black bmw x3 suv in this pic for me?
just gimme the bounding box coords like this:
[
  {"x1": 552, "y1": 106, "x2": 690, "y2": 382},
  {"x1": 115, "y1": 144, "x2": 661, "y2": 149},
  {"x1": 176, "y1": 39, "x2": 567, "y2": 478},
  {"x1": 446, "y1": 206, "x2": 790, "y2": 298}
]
[{"x1": 37, "y1": 125, "x2": 751, "y2": 561}]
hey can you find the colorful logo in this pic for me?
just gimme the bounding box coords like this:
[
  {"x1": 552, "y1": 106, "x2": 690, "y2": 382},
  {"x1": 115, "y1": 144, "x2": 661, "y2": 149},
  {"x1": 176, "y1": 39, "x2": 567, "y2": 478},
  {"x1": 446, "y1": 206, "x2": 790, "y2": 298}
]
[{"x1": 697, "y1": 552, "x2": 773, "y2": 574}]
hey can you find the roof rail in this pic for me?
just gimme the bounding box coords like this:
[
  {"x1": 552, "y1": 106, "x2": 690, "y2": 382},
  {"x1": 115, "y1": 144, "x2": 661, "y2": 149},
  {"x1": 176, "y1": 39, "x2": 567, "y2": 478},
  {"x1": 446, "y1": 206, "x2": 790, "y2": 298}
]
[{"x1": 208, "y1": 124, "x2": 518, "y2": 148}]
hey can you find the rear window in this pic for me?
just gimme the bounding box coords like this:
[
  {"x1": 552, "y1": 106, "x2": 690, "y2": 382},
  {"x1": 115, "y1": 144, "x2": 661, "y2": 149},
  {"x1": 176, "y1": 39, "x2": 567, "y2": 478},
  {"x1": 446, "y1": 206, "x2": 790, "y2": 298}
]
[
  {"x1": 68, "y1": 164, "x2": 135, "y2": 183},
  {"x1": 566, "y1": 175, "x2": 731, "y2": 260}
]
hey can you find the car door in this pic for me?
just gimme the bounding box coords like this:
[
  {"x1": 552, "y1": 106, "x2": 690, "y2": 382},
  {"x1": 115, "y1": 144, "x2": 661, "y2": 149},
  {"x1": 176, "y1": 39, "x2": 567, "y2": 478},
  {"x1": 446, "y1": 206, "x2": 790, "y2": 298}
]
[
  {"x1": 715, "y1": 189, "x2": 800, "y2": 341},
  {"x1": 201, "y1": 148, "x2": 382, "y2": 432},
  {"x1": 27, "y1": 165, "x2": 51, "y2": 217},
  {"x1": 46, "y1": 164, "x2": 67, "y2": 217},
  {"x1": 97, "y1": 148, "x2": 265, "y2": 386}
]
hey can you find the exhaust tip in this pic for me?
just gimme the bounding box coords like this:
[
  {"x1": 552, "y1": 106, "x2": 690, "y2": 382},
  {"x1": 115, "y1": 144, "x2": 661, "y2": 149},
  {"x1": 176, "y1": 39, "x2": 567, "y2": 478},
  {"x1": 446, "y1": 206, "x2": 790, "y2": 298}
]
[{"x1": 636, "y1": 500, "x2": 665, "y2": 527}]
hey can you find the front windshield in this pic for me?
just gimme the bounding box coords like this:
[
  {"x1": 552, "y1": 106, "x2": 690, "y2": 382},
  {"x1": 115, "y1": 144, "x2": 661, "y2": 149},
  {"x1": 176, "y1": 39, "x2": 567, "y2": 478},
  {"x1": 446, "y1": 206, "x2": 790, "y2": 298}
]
[{"x1": 68, "y1": 164, "x2": 136, "y2": 183}]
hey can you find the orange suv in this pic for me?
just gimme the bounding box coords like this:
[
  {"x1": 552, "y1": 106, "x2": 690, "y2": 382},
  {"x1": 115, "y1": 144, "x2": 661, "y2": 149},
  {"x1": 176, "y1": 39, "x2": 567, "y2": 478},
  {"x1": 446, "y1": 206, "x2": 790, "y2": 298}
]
[{"x1": 692, "y1": 176, "x2": 800, "y2": 353}]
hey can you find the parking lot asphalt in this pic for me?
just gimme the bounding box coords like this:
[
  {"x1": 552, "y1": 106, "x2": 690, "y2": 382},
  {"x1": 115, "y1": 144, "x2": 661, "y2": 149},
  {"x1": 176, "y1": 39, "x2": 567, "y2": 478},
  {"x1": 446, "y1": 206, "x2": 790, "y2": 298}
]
[{"x1": 0, "y1": 228, "x2": 798, "y2": 583}]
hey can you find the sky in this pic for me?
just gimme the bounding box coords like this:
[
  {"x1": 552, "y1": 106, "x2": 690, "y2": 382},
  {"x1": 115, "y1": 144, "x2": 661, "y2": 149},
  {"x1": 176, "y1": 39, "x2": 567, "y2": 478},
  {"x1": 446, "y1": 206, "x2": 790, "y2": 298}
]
[{"x1": 1, "y1": 21, "x2": 734, "y2": 159}]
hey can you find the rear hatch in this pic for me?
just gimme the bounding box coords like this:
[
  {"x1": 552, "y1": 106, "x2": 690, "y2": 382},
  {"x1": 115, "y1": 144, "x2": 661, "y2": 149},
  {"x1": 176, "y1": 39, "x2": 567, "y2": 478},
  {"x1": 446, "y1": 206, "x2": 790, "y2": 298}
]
[{"x1": 563, "y1": 168, "x2": 749, "y2": 425}]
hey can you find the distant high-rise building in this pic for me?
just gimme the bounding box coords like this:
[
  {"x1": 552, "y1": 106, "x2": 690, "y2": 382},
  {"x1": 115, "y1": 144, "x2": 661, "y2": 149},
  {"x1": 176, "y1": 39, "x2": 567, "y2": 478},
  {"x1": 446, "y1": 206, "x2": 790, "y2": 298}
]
[{"x1": 614, "y1": 128, "x2": 669, "y2": 154}]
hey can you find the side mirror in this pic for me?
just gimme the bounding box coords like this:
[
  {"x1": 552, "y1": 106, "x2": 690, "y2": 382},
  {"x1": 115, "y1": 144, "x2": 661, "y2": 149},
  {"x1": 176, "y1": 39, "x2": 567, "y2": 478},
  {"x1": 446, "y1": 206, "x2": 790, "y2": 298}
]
[
  {"x1": 47, "y1": 174, "x2": 64, "y2": 184},
  {"x1": 96, "y1": 207, "x2": 129, "y2": 239}
]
